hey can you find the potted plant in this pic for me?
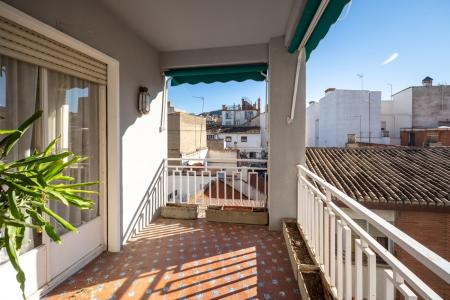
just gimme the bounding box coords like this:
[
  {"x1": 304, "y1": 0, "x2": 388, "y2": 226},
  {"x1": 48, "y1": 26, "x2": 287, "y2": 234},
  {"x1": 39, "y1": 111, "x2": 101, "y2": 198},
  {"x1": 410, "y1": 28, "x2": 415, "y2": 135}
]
[{"x1": 0, "y1": 110, "x2": 97, "y2": 298}]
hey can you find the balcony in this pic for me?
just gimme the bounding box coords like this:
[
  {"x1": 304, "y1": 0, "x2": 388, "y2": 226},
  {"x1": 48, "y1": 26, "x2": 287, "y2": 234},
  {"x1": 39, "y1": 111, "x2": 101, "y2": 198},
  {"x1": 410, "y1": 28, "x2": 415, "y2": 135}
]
[{"x1": 43, "y1": 158, "x2": 449, "y2": 300}]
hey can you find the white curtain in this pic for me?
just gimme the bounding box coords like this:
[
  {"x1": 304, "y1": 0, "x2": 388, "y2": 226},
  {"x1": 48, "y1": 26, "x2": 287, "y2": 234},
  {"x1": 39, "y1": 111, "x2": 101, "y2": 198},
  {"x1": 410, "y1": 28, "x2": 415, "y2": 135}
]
[
  {"x1": 0, "y1": 55, "x2": 40, "y2": 262},
  {"x1": 47, "y1": 70, "x2": 100, "y2": 234}
]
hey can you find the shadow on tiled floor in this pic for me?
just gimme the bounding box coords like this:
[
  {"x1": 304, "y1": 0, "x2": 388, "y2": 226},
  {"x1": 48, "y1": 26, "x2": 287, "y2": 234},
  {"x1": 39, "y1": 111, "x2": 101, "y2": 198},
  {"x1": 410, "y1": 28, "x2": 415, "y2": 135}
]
[{"x1": 46, "y1": 218, "x2": 300, "y2": 299}]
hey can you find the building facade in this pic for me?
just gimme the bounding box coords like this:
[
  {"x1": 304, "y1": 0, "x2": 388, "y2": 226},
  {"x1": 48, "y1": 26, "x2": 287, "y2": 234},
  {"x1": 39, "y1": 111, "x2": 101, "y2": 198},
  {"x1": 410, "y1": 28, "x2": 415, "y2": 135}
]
[
  {"x1": 381, "y1": 77, "x2": 450, "y2": 145},
  {"x1": 400, "y1": 127, "x2": 450, "y2": 146},
  {"x1": 216, "y1": 127, "x2": 262, "y2": 158},
  {"x1": 221, "y1": 98, "x2": 260, "y2": 126},
  {"x1": 306, "y1": 89, "x2": 384, "y2": 147},
  {"x1": 168, "y1": 112, "x2": 207, "y2": 159}
]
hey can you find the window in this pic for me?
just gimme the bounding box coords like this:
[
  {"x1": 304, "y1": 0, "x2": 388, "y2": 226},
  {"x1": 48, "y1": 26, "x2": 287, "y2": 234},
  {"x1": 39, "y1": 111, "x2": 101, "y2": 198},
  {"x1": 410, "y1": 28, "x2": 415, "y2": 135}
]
[
  {"x1": 225, "y1": 136, "x2": 232, "y2": 142},
  {"x1": 381, "y1": 121, "x2": 387, "y2": 131},
  {"x1": 241, "y1": 136, "x2": 247, "y2": 142},
  {"x1": 225, "y1": 112, "x2": 231, "y2": 119}
]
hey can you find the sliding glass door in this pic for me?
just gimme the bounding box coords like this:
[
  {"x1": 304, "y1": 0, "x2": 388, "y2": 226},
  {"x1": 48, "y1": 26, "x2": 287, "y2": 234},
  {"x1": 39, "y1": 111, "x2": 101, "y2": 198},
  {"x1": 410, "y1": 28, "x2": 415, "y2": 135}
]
[{"x1": 0, "y1": 54, "x2": 106, "y2": 298}]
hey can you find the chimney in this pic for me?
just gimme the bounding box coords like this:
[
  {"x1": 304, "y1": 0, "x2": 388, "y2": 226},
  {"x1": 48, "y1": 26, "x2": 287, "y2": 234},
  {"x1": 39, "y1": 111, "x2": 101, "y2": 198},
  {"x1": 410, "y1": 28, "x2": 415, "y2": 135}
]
[
  {"x1": 325, "y1": 88, "x2": 336, "y2": 95},
  {"x1": 222, "y1": 104, "x2": 226, "y2": 110},
  {"x1": 422, "y1": 76, "x2": 433, "y2": 87},
  {"x1": 257, "y1": 97, "x2": 261, "y2": 113}
]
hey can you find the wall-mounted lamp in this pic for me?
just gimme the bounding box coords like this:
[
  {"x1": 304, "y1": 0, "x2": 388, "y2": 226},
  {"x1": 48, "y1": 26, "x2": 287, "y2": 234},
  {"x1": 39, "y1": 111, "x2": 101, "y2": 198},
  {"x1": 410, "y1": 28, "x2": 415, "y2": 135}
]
[{"x1": 138, "y1": 86, "x2": 152, "y2": 114}]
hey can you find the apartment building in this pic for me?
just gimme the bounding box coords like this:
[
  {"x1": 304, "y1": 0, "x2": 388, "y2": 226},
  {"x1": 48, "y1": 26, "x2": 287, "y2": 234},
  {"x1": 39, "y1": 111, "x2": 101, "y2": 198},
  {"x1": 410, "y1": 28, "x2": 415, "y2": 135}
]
[
  {"x1": 221, "y1": 97, "x2": 260, "y2": 126},
  {"x1": 168, "y1": 112, "x2": 207, "y2": 160},
  {"x1": 381, "y1": 76, "x2": 450, "y2": 144},
  {"x1": 306, "y1": 88, "x2": 385, "y2": 147}
]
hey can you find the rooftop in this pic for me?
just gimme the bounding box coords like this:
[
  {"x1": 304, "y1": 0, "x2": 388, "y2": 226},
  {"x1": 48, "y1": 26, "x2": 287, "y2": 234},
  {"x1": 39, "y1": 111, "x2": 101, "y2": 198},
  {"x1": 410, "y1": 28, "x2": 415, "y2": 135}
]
[
  {"x1": 208, "y1": 126, "x2": 261, "y2": 134},
  {"x1": 306, "y1": 147, "x2": 450, "y2": 208}
]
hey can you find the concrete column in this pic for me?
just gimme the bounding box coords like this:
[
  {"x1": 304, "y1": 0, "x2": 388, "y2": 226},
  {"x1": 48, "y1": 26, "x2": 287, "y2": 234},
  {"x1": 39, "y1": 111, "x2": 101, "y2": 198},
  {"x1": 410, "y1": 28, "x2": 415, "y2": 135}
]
[{"x1": 268, "y1": 36, "x2": 306, "y2": 230}]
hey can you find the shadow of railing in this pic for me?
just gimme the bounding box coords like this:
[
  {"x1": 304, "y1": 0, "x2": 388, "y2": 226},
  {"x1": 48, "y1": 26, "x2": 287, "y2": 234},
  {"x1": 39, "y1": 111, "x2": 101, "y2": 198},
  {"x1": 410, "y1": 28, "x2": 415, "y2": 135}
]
[{"x1": 123, "y1": 159, "x2": 166, "y2": 242}]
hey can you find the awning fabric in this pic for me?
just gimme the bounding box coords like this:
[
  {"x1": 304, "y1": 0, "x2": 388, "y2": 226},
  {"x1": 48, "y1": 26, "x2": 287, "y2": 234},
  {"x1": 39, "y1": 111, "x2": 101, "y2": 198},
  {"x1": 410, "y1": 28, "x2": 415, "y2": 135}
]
[
  {"x1": 165, "y1": 64, "x2": 267, "y2": 86},
  {"x1": 288, "y1": 0, "x2": 351, "y2": 60}
]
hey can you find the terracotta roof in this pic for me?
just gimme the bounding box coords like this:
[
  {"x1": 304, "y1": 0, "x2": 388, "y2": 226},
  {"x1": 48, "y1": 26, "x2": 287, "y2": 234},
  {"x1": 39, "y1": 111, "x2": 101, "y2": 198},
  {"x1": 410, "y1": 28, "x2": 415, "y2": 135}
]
[{"x1": 306, "y1": 147, "x2": 450, "y2": 208}]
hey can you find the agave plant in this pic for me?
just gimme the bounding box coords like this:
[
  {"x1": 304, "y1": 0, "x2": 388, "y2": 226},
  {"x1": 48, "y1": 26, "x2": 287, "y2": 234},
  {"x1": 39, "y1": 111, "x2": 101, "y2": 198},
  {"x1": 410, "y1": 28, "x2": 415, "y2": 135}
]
[{"x1": 0, "y1": 110, "x2": 97, "y2": 299}]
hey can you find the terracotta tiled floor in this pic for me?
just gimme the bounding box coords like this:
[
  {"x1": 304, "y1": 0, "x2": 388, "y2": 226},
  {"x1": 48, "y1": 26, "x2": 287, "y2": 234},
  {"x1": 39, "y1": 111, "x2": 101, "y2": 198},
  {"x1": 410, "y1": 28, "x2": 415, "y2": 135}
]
[{"x1": 46, "y1": 218, "x2": 299, "y2": 300}]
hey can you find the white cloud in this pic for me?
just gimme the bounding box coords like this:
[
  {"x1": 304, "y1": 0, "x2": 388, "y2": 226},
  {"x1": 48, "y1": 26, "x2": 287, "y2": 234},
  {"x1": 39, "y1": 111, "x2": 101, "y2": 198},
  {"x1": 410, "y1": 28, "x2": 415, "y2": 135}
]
[{"x1": 382, "y1": 53, "x2": 399, "y2": 65}]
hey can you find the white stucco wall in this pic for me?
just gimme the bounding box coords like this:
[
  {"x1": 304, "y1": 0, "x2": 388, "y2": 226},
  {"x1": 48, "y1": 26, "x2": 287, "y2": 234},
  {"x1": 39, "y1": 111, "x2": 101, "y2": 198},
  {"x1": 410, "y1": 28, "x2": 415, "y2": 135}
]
[
  {"x1": 306, "y1": 102, "x2": 320, "y2": 147},
  {"x1": 319, "y1": 90, "x2": 382, "y2": 147},
  {"x1": 7, "y1": 0, "x2": 167, "y2": 243},
  {"x1": 217, "y1": 132, "x2": 262, "y2": 156},
  {"x1": 221, "y1": 110, "x2": 258, "y2": 126},
  {"x1": 268, "y1": 36, "x2": 305, "y2": 230},
  {"x1": 390, "y1": 88, "x2": 413, "y2": 144}
]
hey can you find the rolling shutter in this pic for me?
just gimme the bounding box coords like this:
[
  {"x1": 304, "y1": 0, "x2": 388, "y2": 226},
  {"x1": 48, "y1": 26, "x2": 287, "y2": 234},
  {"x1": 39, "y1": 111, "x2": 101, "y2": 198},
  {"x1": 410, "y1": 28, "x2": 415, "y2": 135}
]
[{"x1": 0, "y1": 16, "x2": 107, "y2": 84}]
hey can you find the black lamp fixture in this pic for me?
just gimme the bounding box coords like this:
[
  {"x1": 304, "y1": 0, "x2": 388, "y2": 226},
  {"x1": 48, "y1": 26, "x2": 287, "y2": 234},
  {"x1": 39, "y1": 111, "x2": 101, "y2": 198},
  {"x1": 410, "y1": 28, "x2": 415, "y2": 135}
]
[{"x1": 138, "y1": 86, "x2": 151, "y2": 114}]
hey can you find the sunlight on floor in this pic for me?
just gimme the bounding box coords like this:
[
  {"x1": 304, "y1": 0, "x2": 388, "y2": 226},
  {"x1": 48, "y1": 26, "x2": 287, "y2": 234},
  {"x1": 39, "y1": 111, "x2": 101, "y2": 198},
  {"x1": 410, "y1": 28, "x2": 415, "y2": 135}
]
[{"x1": 46, "y1": 218, "x2": 299, "y2": 299}]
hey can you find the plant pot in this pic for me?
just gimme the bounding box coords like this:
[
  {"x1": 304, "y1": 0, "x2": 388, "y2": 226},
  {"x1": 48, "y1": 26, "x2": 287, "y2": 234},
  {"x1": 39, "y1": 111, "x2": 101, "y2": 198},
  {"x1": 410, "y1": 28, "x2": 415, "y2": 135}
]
[
  {"x1": 282, "y1": 219, "x2": 335, "y2": 300},
  {"x1": 205, "y1": 206, "x2": 268, "y2": 225},
  {"x1": 161, "y1": 203, "x2": 198, "y2": 220}
]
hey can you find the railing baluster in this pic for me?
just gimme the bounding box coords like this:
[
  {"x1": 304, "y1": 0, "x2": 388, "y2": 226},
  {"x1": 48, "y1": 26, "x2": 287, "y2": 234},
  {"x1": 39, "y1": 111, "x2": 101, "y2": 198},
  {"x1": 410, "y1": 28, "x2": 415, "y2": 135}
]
[
  {"x1": 344, "y1": 224, "x2": 352, "y2": 300},
  {"x1": 355, "y1": 239, "x2": 363, "y2": 300},
  {"x1": 264, "y1": 172, "x2": 267, "y2": 208},
  {"x1": 319, "y1": 200, "x2": 324, "y2": 266},
  {"x1": 231, "y1": 172, "x2": 235, "y2": 206},
  {"x1": 337, "y1": 220, "x2": 344, "y2": 300},
  {"x1": 223, "y1": 170, "x2": 227, "y2": 204},
  {"x1": 324, "y1": 206, "x2": 330, "y2": 280},
  {"x1": 363, "y1": 243, "x2": 376, "y2": 300},
  {"x1": 383, "y1": 269, "x2": 395, "y2": 300},
  {"x1": 314, "y1": 196, "x2": 319, "y2": 255},
  {"x1": 193, "y1": 170, "x2": 197, "y2": 204},
  {"x1": 330, "y1": 211, "x2": 336, "y2": 289},
  {"x1": 201, "y1": 171, "x2": 205, "y2": 205}
]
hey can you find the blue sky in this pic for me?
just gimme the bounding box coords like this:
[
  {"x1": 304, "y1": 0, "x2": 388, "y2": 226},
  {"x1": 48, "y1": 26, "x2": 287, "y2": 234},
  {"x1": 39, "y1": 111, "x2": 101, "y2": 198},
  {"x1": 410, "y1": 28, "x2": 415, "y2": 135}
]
[{"x1": 168, "y1": 0, "x2": 450, "y2": 114}]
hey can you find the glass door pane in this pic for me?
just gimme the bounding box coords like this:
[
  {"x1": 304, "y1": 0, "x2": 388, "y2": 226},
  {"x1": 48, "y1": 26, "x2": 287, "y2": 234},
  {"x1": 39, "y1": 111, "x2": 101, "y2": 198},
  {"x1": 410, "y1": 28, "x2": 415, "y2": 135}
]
[
  {"x1": 47, "y1": 70, "x2": 100, "y2": 234},
  {"x1": 0, "y1": 55, "x2": 41, "y2": 262}
]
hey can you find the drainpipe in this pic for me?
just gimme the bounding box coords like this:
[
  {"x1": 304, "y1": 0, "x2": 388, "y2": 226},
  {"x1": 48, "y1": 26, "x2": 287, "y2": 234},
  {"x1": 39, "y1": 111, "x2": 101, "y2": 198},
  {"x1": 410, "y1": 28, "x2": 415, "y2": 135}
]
[
  {"x1": 287, "y1": 48, "x2": 306, "y2": 124},
  {"x1": 160, "y1": 76, "x2": 171, "y2": 132}
]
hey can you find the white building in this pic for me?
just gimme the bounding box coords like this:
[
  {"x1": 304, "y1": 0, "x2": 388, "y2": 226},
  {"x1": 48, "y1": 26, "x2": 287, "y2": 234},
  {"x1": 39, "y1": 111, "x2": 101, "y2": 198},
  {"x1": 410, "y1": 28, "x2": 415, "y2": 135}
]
[
  {"x1": 380, "y1": 76, "x2": 450, "y2": 145},
  {"x1": 221, "y1": 98, "x2": 260, "y2": 126},
  {"x1": 245, "y1": 111, "x2": 268, "y2": 155},
  {"x1": 216, "y1": 127, "x2": 262, "y2": 158},
  {"x1": 305, "y1": 101, "x2": 320, "y2": 147},
  {"x1": 306, "y1": 89, "x2": 385, "y2": 147}
]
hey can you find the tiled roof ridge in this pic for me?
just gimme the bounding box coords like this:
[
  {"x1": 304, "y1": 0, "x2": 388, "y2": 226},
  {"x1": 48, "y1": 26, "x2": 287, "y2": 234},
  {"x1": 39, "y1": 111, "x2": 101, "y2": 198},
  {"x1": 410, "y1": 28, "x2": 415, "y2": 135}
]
[{"x1": 305, "y1": 147, "x2": 450, "y2": 208}]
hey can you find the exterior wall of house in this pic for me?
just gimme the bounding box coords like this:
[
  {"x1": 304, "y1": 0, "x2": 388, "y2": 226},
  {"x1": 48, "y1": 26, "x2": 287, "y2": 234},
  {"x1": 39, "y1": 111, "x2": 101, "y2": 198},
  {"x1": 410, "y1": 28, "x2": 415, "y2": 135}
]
[
  {"x1": 400, "y1": 128, "x2": 450, "y2": 146},
  {"x1": 412, "y1": 85, "x2": 450, "y2": 128},
  {"x1": 6, "y1": 0, "x2": 167, "y2": 242},
  {"x1": 221, "y1": 109, "x2": 258, "y2": 126},
  {"x1": 306, "y1": 101, "x2": 320, "y2": 147},
  {"x1": 246, "y1": 112, "x2": 268, "y2": 153},
  {"x1": 389, "y1": 88, "x2": 413, "y2": 144},
  {"x1": 217, "y1": 132, "x2": 262, "y2": 157},
  {"x1": 268, "y1": 36, "x2": 305, "y2": 229},
  {"x1": 395, "y1": 210, "x2": 449, "y2": 299},
  {"x1": 319, "y1": 90, "x2": 382, "y2": 147},
  {"x1": 168, "y1": 112, "x2": 206, "y2": 158}
]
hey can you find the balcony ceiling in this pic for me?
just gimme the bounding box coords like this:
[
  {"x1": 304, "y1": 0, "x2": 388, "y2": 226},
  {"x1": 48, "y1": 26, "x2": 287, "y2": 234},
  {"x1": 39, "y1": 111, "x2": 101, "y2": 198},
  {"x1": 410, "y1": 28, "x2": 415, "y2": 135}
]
[{"x1": 100, "y1": 0, "x2": 296, "y2": 51}]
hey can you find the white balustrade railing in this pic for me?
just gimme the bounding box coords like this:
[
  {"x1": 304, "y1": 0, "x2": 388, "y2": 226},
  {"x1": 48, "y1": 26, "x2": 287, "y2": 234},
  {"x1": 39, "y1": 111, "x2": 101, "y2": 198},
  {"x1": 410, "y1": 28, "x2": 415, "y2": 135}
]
[
  {"x1": 297, "y1": 164, "x2": 450, "y2": 300},
  {"x1": 166, "y1": 158, "x2": 268, "y2": 208}
]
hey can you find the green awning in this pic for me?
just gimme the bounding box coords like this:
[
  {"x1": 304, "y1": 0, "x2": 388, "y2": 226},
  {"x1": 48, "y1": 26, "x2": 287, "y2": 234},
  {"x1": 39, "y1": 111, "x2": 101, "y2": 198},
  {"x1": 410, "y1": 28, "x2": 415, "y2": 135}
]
[
  {"x1": 288, "y1": 0, "x2": 350, "y2": 60},
  {"x1": 165, "y1": 64, "x2": 268, "y2": 86}
]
